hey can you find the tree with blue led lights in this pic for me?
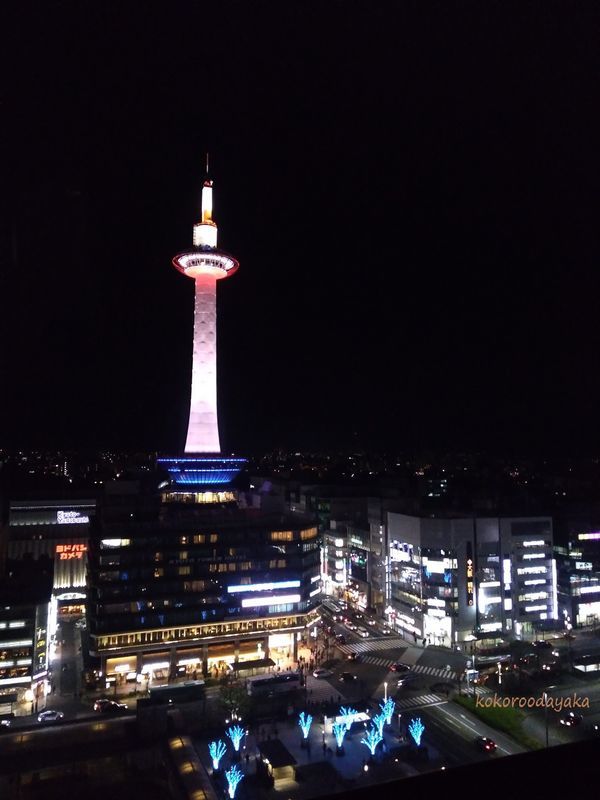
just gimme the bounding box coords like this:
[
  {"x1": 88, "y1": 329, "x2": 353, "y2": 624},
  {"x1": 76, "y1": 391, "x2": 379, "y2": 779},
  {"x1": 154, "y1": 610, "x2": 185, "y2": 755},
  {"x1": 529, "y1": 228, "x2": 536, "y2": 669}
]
[
  {"x1": 340, "y1": 706, "x2": 358, "y2": 731},
  {"x1": 333, "y1": 721, "x2": 347, "y2": 753},
  {"x1": 361, "y1": 725, "x2": 383, "y2": 756},
  {"x1": 298, "y1": 711, "x2": 313, "y2": 739},
  {"x1": 225, "y1": 764, "x2": 244, "y2": 799},
  {"x1": 226, "y1": 724, "x2": 245, "y2": 752},
  {"x1": 409, "y1": 717, "x2": 425, "y2": 747},
  {"x1": 380, "y1": 697, "x2": 395, "y2": 725},
  {"x1": 208, "y1": 739, "x2": 227, "y2": 770},
  {"x1": 372, "y1": 712, "x2": 385, "y2": 737}
]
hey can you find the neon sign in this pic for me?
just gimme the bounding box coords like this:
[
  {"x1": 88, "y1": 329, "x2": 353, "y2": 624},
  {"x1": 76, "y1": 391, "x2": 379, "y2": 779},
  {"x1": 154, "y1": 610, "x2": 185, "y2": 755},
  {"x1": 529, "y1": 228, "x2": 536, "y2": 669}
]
[
  {"x1": 466, "y1": 542, "x2": 474, "y2": 606},
  {"x1": 56, "y1": 544, "x2": 87, "y2": 560}
]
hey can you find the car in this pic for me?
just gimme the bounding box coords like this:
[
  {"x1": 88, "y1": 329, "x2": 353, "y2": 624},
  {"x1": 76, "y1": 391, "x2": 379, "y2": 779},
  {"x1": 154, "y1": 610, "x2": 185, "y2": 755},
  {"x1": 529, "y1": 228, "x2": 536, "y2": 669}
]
[
  {"x1": 390, "y1": 662, "x2": 411, "y2": 673},
  {"x1": 345, "y1": 621, "x2": 357, "y2": 631},
  {"x1": 381, "y1": 627, "x2": 392, "y2": 635},
  {"x1": 533, "y1": 640, "x2": 553, "y2": 649},
  {"x1": 397, "y1": 673, "x2": 420, "y2": 688},
  {"x1": 313, "y1": 667, "x2": 333, "y2": 679},
  {"x1": 38, "y1": 710, "x2": 64, "y2": 724},
  {"x1": 559, "y1": 712, "x2": 583, "y2": 727},
  {"x1": 339, "y1": 672, "x2": 357, "y2": 683},
  {"x1": 354, "y1": 612, "x2": 364, "y2": 620},
  {"x1": 356, "y1": 628, "x2": 369, "y2": 638},
  {"x1": 94, "y1": 698, "x2": 112, "y2": 712},
  {"x1": 366, "y1": 618, "x2": 377, "y2": 626},
  {"x1": 334, "y1": 633, "x2": 346, "y2": 644},
  {"x1": 475, "y1": 736, "x2": 497, "y2": 752},
  {"x1": 564, "y1": 632, "x2": 576, "y2": 640},
  {"x1": 541, "y1": 661, "x2": 559, "y2": 672},
  {"x1": 100, "y1": 701, "x2": 128, "y2": 713},
  {"x1": 347, "y1": 652, "x2": 361, "y2": 662}
]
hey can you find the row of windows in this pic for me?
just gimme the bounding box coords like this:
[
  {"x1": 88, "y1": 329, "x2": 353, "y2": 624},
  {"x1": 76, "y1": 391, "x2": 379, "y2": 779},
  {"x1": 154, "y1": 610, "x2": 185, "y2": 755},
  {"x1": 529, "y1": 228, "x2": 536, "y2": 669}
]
[
  {"x1": 0, "y1": 666, "x2": 30, "y2": 680},
  {"x1": 99, "y1": 558, "x2": 292, "y2": 582},
  {"x1": 0, "y1": 648, "x2": 31, "y2": 661},
  {"x1": 96, "y1": 613, "x2": 312, "y2": 648},
  {"x1": 101, "y1": 530, "x2": 316, "y2": 551}
]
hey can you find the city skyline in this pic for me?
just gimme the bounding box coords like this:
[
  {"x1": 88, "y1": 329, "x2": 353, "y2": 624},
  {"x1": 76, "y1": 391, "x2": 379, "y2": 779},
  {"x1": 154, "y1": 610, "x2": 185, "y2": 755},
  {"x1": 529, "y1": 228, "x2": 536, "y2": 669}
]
[{"x1": 1, "y1": 4, "x2": 599, "y2": 458}]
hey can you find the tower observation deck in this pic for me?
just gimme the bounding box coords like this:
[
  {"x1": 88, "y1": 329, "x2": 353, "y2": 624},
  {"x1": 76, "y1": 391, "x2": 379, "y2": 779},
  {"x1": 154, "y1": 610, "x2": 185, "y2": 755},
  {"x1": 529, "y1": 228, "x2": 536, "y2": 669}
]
[{"x1": 158, "y1": 169, "x2": 246, "y2": 493}]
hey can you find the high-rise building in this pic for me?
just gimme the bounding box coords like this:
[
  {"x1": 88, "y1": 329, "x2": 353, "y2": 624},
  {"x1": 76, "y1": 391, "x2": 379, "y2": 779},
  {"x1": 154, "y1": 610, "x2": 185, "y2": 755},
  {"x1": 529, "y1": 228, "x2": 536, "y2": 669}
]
[{"x1": 86, "y1": 169, "x2": 320, "y2": 684}]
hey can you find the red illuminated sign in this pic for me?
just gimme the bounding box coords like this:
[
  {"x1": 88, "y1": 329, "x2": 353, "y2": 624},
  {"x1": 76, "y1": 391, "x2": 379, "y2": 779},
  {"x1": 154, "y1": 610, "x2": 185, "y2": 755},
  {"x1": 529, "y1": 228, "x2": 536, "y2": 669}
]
[{"x1": 56, "y1": 544, "x2": 87, "y2": 560}]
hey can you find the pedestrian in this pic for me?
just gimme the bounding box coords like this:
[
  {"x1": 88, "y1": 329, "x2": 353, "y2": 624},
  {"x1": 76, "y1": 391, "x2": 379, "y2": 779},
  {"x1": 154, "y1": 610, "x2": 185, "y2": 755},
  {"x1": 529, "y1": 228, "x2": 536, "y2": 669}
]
[
  {"x1": 245, "y1": 753, "x2": 250, "y2": 769},
  {"x1": 322, "y1": 742, "x2": 327, "y2": 756}
]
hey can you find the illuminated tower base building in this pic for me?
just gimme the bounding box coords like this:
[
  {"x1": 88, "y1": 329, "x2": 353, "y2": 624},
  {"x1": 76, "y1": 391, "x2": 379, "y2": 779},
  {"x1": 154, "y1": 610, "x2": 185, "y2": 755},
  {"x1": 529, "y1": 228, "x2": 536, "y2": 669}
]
[{"x1": 87, "y1": 171, "x2": 320, "y2": 683}]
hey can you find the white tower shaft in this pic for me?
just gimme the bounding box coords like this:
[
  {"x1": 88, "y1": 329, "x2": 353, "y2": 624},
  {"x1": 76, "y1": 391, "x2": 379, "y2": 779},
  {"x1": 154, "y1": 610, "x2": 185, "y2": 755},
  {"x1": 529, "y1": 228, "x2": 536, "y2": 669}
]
[{"x1": 185, "y1": 273, "x2": 221, "y2": 453}]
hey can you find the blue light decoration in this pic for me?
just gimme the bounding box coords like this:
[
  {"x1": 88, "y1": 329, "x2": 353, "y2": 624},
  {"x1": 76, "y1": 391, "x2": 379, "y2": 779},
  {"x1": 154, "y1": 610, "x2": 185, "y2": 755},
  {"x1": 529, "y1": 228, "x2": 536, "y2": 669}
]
[
  {"x1": 340, "y1": 706, "x2": 358, "y2": 731},
  {"x1": 372, "y1": 712, "x2": 385, "y2": 737},
  {"x1": 157, "y1": 456, "x2": 247, "y2": 488},
  {"x1": 208, "y1": 740, "x2": 227, "y2": 770},
  {"x1": 226, "y1": 724, "x2": 245, "y2": 752},
  {"x1": 361, "y1": 725, "x2": 383, "y2": 756},
  {"x1": 298, "y1": 711, "x2": 313, "y2": 739},
  {"x1": 225, "y1": 764, "x2": 244, "y2": 799},
  {"x1": 380, "y1": 697, "x2": 396, "y2": 726},
  {"x1": 333, "y1": 722, "x2": 347, "y2": 749},
  {"x1": 409, "y1": 717, "x2": 425, "y2": 747}
]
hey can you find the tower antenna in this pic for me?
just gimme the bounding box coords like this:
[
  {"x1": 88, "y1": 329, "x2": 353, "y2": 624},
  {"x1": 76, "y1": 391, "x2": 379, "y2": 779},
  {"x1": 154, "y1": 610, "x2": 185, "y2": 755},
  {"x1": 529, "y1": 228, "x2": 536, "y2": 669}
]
[{"x1": 205, "y1": 152, "x2": 210, "y2": 177}]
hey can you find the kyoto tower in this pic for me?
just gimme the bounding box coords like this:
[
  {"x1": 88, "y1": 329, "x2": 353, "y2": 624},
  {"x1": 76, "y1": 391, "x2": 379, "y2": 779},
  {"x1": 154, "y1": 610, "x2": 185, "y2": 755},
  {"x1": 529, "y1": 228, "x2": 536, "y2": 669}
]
[{"x1": 158, "y1": 163, "x2": 246, "y2": 494}]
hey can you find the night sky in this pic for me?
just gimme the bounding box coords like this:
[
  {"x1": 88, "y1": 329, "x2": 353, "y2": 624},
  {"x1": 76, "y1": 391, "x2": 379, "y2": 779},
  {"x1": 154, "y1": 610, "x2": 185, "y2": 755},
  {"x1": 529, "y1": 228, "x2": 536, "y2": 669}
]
[{"x1": 1, "y1": 2, "x2": 599, "y2": 457}]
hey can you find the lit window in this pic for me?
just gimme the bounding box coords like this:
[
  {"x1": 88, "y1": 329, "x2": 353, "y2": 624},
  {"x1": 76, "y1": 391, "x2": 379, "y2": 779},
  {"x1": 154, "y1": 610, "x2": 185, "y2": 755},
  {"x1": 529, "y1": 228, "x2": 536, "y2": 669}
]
[{"x1": 271, "y1": 531, "x2": 293, "y2": 542}]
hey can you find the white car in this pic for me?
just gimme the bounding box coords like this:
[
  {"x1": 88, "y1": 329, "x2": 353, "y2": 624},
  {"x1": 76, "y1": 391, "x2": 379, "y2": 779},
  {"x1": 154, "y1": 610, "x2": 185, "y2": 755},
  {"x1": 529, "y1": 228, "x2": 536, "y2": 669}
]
[
  {"x1": 356, "y1": 628, "x2": 369, "y2": 638},
  {"x1": 313, "y1": 668, "x2": 333, "y2": 679},
  {"x1": 38, "y1": 710, "x2": 64, "y2": 723},
  {"x1": 345, "y1": 621, "x2": 357, "y2": 631},
  {"x1": 366, "y1": 619, "x2": 377, "y2": 627},
  {"x1": 381, "y1": 627, "x2": 392, "y2": 635}
]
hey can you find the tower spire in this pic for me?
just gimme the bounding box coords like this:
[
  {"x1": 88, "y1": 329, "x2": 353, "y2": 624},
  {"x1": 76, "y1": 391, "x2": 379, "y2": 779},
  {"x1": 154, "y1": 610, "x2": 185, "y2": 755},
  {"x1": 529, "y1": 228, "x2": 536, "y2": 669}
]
[{"x1": 201, "y1": 155, "x2": 214, "y2": 226}]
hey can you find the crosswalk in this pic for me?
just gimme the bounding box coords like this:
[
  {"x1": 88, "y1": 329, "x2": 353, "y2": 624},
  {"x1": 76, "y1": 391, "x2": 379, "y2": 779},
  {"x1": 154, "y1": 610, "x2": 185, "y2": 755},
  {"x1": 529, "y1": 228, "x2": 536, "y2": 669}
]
[
  {"x1": 337, "y1": 640, "x2": 460, "y2": 680},
  {"x1": 361, "y1": 655, "x2": 460, "y2": 680},
  {"x1": 395, "y1": 693, "x2": 448, "y2": 710},
  {"x1": 338, "y1": 638, "x2": 407, "y2": 654}
]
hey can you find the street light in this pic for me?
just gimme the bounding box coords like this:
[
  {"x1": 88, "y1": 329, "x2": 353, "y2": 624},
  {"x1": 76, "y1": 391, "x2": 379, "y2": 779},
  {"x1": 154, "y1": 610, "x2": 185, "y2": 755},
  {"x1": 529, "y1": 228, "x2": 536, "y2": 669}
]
[
  {"x1": 543, "y1": 685, "x2": 557, "y2": 748},
  {"x1": 384, "y1": 682, "x2": 388, "y2": 702}
]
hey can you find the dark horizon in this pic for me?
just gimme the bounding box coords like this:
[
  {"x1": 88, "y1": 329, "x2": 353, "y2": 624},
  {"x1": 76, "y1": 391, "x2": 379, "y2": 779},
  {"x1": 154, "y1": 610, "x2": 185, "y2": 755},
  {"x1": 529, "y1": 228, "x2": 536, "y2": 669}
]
[{"x1": 1, "y1": 4, "x2": 599, "y2": 459}]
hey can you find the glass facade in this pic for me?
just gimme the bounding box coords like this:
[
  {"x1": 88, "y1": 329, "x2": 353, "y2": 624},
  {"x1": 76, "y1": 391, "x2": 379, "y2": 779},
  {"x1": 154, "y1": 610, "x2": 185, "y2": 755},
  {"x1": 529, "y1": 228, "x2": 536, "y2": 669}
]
[{"x1": 87, "y1": 505, "x2": 321, "y2": 659}]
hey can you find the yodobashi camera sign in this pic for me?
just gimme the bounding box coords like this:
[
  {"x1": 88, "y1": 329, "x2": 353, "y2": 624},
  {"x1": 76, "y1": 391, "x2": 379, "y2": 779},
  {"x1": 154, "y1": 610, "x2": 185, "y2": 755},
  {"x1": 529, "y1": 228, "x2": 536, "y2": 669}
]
[{"x1": 57, "y1": 510, "x2": 90, "y2": 525}]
